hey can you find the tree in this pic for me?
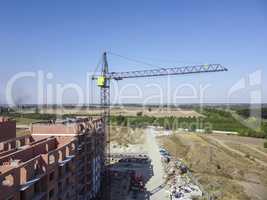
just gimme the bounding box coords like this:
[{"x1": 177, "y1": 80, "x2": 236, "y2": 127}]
[
  {"x1": 116, "y1": 115, "x2": 126, "y2": 126},
  {"x1": 136, "y1": 112, "x2": 143, "y2": 116},
  {"x1": 204, "y1": 126, "x2": 213, "y2": 134},
  {"x1": 35, "y1": 107, "x2": 39, "y2": 114},
  {"x1": 189, "y1": 123, "x2": 197, "y2": 132}
]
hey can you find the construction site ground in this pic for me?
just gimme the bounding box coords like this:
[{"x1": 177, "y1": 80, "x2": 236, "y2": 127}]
[
  {"x1": 110, "y1": 127, "x2": 267, "y2": 200},
  {"x1": 110, "y1": 127, "x2": 169, "y2": 200},
  {"x1": 158, "y1": 131, "x2": 267, "y2": 200}
]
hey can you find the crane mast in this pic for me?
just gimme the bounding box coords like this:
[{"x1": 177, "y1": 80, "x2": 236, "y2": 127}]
[
  {"x1": 92, "y1": 52, "x2": 227, "y2": 199},
  {"x1": 100, "y1": 52, "x2": 110, "y2": 114}
]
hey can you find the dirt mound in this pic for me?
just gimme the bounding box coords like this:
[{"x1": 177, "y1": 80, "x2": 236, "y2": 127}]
[{"x1": 158, "y1": 133, "x2": 267, "y2": 200}]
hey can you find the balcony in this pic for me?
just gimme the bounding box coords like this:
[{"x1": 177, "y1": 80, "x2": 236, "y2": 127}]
[
  {"x1": 20, "y1": 174, "x2": 45, "y2": 191},
  {"x1": 58, "y1": 155, "x2": 75, "y2": 167}
]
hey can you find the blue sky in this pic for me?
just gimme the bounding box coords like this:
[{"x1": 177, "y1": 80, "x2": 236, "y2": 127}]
[{"x1": 0, "y1": 0, "x2": 266, "y2": 105}]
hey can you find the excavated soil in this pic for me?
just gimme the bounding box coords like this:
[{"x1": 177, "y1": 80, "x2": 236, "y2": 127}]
[{"x1": 158, "y1": 133, "x2": 267, "y2": 200}]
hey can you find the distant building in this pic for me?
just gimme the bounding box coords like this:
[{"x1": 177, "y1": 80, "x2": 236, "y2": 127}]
[
  {"x1": 0, "y1": 117, "x2": 105, "y2": 200},
  {"x1": 0, "y1": 117, "x2": 16, "y2": 142}
]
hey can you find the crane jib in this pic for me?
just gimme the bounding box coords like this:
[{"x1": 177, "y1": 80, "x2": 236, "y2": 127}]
[
  {"x1": 106, "y1": 64, "x2": 227, "y2": 80},
  {"x1": 91, "y1": 52, "x2": 228, "y2": 199}
]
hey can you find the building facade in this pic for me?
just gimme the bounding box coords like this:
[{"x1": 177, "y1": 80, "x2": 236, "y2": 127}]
[
  {"x1": 0, "y1": 117, "x2": 16, "y2": 142},
  {"x1": 0, "y1": 117, "x2": 105, "y2": 200}
]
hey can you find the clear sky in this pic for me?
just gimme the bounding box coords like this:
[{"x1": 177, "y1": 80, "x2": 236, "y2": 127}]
[{"x1": 0, "y1": 0, "x2": 266, "y2": 105}]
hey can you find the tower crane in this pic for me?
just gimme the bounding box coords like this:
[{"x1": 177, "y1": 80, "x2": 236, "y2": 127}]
[{"x1": 91, "y1": 52, "x2": 227, "y2": 198}]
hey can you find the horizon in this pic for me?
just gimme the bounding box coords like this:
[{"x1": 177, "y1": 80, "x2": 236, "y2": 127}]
[
  {"x1": 0, "y1": 0, "x2": 266, "y2": 105},
  {"x1": 1, "y1": 103, "x2": 267, "y2": 107}
]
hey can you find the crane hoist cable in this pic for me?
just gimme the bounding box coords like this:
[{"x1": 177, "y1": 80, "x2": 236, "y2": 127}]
[{"x1": 91, "y1": 51, "x2": 228, "y2": 200}]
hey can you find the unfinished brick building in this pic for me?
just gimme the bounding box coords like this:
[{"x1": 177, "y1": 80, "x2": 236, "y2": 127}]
[
  {"x1": 0, "y1": 117, "x2": 16, "y2": 142},
  {"x1": 0, "y1": 117, "x2": 105, "y2": 200}
]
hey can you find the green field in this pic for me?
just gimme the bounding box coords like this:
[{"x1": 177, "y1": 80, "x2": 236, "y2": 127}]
[
  {"x1": 110, "y1": 108, "x2": 267, "y2": 138},
  {"x1": 2, "y1": 107, "x2": 267, "y2": 138}
]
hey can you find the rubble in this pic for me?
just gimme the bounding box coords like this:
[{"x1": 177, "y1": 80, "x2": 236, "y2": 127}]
[
  {"x1": 169, "y1": 176, "x2": 202, "y2": 200},
  {"x1": 159, "y1": 147, "x2": 203, "y2": 200}
]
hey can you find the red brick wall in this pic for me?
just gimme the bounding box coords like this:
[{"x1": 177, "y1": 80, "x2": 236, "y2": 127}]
[
  {"x1": 31, "y1": 124, "x2": 79, "y2": 135},
  {"x1": 0, "y1": 138, "x2": 58, "y2": 164},
  {"x1": 0, "y1": 119, "x2": 16, "y2": 142}
]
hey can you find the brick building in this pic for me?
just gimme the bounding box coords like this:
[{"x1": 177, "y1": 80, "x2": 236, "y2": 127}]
[
  {"x1": 0, "y1": 117, "x2": 105, "y2": 200},
  {"x1": 0, "y1": 117, "x2": 16, "y2": 142}
]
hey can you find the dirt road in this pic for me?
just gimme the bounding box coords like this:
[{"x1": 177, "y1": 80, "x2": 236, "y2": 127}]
[
  {"x1": 158, "y1": 133, "x2": 267, "y2": 200},
  {"x1": 145, "y1": 128, "x2": 169, "y2": 200},
  {"x1": 201, "y1": 135, "x2": 267, "y2": 167}
]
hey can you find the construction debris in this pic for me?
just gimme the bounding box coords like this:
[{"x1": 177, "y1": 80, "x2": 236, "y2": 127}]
[{"x1": 159, "y1": 147, "x2": 203, "y2": 200}]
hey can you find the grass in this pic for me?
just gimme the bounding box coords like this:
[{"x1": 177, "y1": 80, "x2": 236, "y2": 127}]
[
  {"x1": 14, "y1": 117, "x2": 41, "y2": 125},
  {"x1": 110, "y1": 108, "x2": 267, "y2": 138},
  {"x1": 4, "y1": 108, "x2": 267, "y2": 138},
  {"x1": 158, "y1": 134, "x2": 189, "y2": 159},
  {"x1": 16, "y1": 129, "x2": 30, "y2": 136},
  {"x1": 157, "y1": 133, "x2": 262, "y2": 200}
]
